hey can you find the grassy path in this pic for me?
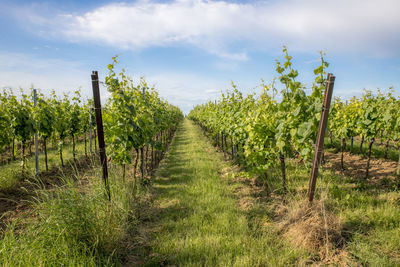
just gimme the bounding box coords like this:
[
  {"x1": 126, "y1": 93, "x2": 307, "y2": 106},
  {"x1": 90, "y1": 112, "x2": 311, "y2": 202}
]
[{"x1": 143, "y1": 119, "x2": 307, "y2": 266}]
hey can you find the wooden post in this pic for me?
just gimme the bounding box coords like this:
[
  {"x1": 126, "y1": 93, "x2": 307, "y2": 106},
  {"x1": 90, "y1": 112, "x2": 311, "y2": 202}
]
[
  {"x1": 141, "y1": 87, "x2": 146, "y2": 180},
  {"x1": 307, "y1": 73, "x2": 335, "y2": 202},
  {"x1": 91, "y1": 71, "x2": 111, "y2": 201},
  {"x1": 350, "y1": 136, "x2": 354, "y2": 153},
  {"x1": 365, "y1": 138, "x2": 375, "y2": 179},
  {"x1": 279, "y1": 153, "x2": 286, "y2": 193},
  {"x1": 89, "y1": 109, "x2": 93, "y2": 154},
  {"x1": 397, "y1": 149, "x2": 400, "y2": 177},
  {"x1": 33, "y1": 89, "x2": 39, "y2": 175}
]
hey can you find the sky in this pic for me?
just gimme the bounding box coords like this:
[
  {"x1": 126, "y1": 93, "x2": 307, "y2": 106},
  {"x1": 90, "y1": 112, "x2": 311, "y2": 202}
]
[{"x1": 0, "y1": 0, "x2": 399, "y2": 113}]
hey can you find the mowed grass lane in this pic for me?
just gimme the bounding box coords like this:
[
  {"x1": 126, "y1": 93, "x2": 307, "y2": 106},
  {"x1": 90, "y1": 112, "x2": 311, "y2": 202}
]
[{"x1": 144, "y1": 119, "x2": 307, "y2": 266}]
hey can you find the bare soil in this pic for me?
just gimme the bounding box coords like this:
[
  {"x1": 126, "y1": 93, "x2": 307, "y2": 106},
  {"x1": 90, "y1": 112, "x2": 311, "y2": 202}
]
[{"x1": 324, "y1": 151, "x2": 398, "y2": 182}]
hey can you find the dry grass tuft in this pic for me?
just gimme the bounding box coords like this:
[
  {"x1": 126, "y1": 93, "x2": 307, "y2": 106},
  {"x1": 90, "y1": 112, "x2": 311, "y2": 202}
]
[{"x1": 275, "y1": 198, "x2": 347, "y2": 263}]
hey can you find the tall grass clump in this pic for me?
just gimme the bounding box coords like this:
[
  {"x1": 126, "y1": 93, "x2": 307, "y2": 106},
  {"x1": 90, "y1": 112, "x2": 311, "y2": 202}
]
[{"x1": 0, "y1": 166, "x2": 140, "y2": 266}]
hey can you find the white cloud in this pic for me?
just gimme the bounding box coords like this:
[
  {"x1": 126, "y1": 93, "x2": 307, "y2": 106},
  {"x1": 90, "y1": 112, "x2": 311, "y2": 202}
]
[
  {"x1": 205, "y1": 89, "x2": 218, "y2": 94},
  {"x1": 3, "y1": 0, "x2": 399, "y2": 112},
  {"x1": 0, "y1": 52, "x2": 92, "y2": 98},
  {"x1": 18, "y1": 0, "x2": 400, "y2": 59},
  {"x1": 143, "y1": 72, "x2": 232, "y2": 113},
  {"x1": 0, "y1": 52, "x2": 238, "y2": 113}
]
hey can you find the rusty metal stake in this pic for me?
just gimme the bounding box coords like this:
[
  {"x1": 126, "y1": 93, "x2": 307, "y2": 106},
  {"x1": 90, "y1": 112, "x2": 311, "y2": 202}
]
[
  {"x1": 307, "y1": 73, "x2": 335, "y2": 202},
  {"x1": 91, "y1": 71, "x2": 111, "y2": 201}
]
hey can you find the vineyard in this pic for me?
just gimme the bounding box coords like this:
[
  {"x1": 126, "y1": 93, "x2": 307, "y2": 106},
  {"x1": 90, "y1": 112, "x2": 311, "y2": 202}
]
[
  {"x1": 189, "y1": 49, "x2": 400, "y2": 187},
  {"x1": 0, "y1": 57, "x2": 183, "y2": 189},
  {"x1": 0, "y1": 50, "x2": 399, "y2": 266}
]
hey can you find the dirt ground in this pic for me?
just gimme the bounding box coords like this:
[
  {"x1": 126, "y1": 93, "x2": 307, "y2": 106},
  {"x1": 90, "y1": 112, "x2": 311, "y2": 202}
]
[{"x1": 324, "y1": 151, "x2": 398, "y2": 181}]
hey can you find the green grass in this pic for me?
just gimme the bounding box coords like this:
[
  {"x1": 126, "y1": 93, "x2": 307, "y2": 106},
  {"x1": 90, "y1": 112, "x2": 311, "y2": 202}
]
[
  {"x1": 257, "y1": 154, "x2": 400, "y2": 265},
  {"x1": 143, "y1": 119, "x2": 310, "y2": 266},
  {"x1": 189, "y1": 119, "x2": 400, "y2": 265},
  {"x1": 0, "y1": 160, "x2": 141, "y2": 266},
  {"x1": 324, "y1": 173, "x2": 400, "y2": 266},
  {"x1": 1, "y1": 119, "x2": 399, "y2": 266},
  {"x1": 0, "y1": 140, "x2": 87, "y2": 189}
]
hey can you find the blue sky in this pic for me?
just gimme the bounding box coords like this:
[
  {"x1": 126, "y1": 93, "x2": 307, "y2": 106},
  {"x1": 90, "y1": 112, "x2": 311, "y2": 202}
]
[{"x1": 1, "y1": 0, "x2": 399, "y2": 113}]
